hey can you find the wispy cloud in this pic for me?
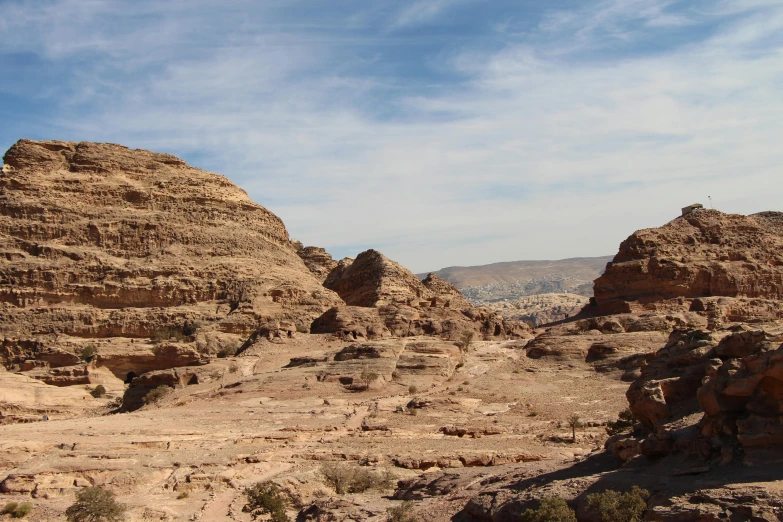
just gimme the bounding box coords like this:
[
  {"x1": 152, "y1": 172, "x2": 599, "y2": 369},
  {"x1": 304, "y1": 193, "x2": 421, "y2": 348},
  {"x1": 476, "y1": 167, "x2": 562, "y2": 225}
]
[
  {"x1": 390, "y1": 0, "x2": 471, "y2": 29},
  {"x1": 1, "y1": 0, "x2": 782, "y2": 272}
]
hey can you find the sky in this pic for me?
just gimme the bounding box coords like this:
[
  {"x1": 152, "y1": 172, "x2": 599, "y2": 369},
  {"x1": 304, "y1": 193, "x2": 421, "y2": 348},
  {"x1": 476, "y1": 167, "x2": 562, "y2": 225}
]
[{"x1": 1, "y1": 0, "x2": 782, "y2": 273}]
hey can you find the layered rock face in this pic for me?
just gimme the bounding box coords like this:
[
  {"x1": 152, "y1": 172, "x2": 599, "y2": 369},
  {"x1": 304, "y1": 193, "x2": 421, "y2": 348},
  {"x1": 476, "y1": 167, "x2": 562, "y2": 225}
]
[
  {"x1": 318, "y1": 250, "x2": 525, "y2": 340},
  {"x1": 324, "y1": 250, "x2": 435, "y2": 308},
  {"x1": 593, "y1": 210, "x2": 783, "y2": 316},
  {"x1": 0, "y1": 139, "x2": 342, "y2": 366},
  {"x1": 295, "y1": 245, "x2": 338, "y2": 282}
]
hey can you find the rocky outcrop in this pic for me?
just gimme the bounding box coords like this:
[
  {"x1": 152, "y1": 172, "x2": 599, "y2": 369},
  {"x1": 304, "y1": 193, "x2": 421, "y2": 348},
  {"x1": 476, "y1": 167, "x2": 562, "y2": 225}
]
[
  {"x1": 421, "y1": 273, "x2": 472, "y2": 309},
  {"x1": 324, "y1": 250, "x2": 435, "y2": 308},
  {"x1": 319, "y1": 250, "x2": 526, "y2": 340},
  {"x1": 698, "y1": 335, "x2": 783, "y2": 458},
  {"x1": 593, "y1": 210, "x2": 783, "y2": 318},
  {"x1": 296, "y1": 245, "x2": 338, "y2": 282},
  {"x1": 0, "y1": 139, "x2": 343, "y2": 367},
  {"x1": 310, "y1": 306, "x2": 390, "y2": 340}
]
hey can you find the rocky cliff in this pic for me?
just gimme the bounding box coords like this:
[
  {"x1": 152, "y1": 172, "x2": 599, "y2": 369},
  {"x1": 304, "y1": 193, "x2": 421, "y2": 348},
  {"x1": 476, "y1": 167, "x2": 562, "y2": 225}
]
[
  {"x1": 0, "y1": 139, "x2": 342, "y2": 367},
  {"x1": 317, "y1": 250, "x2": 526, "y2": 340},
  {"x1": 593, "y1": 210, "x2": 783, "y2": 315}
]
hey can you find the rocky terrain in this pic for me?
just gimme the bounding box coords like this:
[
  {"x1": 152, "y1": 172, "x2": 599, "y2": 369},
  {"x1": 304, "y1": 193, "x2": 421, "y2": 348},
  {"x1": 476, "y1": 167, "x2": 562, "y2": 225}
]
[
  {"x1": 484, "y1": 293, "x2": 590, "y2": 326},
  {"x1": 2, "y1": 140, "x2": 783, "y2": 522}
]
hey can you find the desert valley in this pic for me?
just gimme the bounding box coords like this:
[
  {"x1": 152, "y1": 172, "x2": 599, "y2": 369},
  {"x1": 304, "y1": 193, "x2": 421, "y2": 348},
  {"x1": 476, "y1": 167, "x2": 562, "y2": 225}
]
[{"x1": 2, "y1": 139, "x2": 783, "y2": 522}]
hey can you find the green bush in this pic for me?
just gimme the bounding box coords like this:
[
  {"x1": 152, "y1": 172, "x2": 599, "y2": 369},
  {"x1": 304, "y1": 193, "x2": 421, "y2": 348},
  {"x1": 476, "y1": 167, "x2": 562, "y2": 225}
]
[
  {"x1": 243, "y1": 481, "x2": 290, "y2": 522},
  {"x1": 2, "y1": 502, "x2": 32, "y2": 518},
  {"x1": 80, "y1": 345, "x2": 98, "y2": 362},
  {"x1": 387, "y1": 500, "x2": 417, "y2": 522},
  {"x1": 91, "y1": 385, "x2": 107, "y2": 398},
  {"x1": 586, "y1": 486, "x2": 649, "y2": 522},
  {"x1": 65, "y1": 486, "x2": 126, "y2": 522},
  {"x1": 11, "y1": 503, "x2": 31, "y2": 518},
  {"x1": 521, "y1": 497, "x2": 576, "y2": 522},
  {"x1": 320, "y1": 463, "x2": 394, "y2": 495},
  {"x1": 408, "y1": 385, "x2": 418, "y2": 394},
  {"x1": 606, "y1": 409, "x2": 636, "y2": 436},
  {"x1": 142, "y1": 385, "x2": 172, "y2": 405}
]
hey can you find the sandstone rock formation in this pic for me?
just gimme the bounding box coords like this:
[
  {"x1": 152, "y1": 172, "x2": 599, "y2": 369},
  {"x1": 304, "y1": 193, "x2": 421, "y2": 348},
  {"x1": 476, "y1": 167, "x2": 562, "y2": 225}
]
[
  {"x1": 318, "y1": 249, "x2": 526, "y2": 340},
  {"x1": 324, "y1": 250, "x2": 435, "y2": 308},
  {"x1": 593, "y1": 210, "x2": 783, "y2": 318},
  {"x1": 0, "y1": 139, "x2": 342, "y2": 369},
  {"x1": 295, "y1": 245, "x2": 339, "y2": 282}
]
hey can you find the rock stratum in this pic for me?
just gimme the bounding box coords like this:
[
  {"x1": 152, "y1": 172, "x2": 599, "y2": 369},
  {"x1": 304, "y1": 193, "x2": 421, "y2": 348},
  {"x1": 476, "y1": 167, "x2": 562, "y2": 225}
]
[
  {"x1": 594, "y1": 209, "x2": 783, "y2": 318},
  {"x1": 0, "y1": 139, "x2": 345, "y2": 368}
]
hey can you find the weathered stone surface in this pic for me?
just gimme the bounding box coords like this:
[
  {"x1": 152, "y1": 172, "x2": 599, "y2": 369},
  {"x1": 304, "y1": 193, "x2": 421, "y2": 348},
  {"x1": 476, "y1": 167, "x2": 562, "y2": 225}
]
[
  {"x1": 421, "y1": 273, "x2": 472, "y2": 310},
  {"x1": 0, "y1": 139, "x2": 342, "y2": 367},
  {"x1": 324, "y1": 249, "x2": 435, "y2": 308},
  {"x1": 310, "y1": 306, "x2": 390, "y2": 340},
  {"x1": 318, "y1": 249, "x2": 526, "y2": 339},
  {"x1": 296, "y1": 245, "x2": 338, "y2": 283},
  {"x1": 593, "y1": 210, "x2": 783, "y2": 319}
]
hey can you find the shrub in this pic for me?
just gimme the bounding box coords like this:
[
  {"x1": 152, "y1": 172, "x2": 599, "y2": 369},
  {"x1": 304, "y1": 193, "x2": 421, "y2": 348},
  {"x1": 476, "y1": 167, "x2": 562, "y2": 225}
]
[
  {"x1": 91, "y1": 385, "x2": 107, "y2": 398},
  {"x1": 387, "y1": 500, "x2": 417, "y2": 522},
  {"x1": 586, "y1": 486, "x2": 649, "y2": 522},
  {"x1": 606, "y1": 409, "x2": 636, "y2": 436},
  {"x1": 65, "y1": 486, "x2": 126, "y2": 522},
  {"x1": 80, "y1": 345, "x2": 98, "y2": 362},
  {"x1": 320, "y1": 463, "x2": 394, "y2": 495},
  {"x1": 182, "y1": 321, "x2": 200, "y2": 337},
  {"x1": 521, "y1": 497, "x2": 576, "y2": 522},
  {"x1": 1, "y1": 501, "x2": 32, "y2": 518},
  {"x1": 457, "y1": 330, "x2": 474, "y2": 352},
  {"x1": 243, "y1": 481, "x2": 290, "y2": 522},
  {"x1": 177, "y1": 492, "x2": 189, "y2": 500},
  {"x1": 522, "y1": 497, "x2": 576, "y2": 522},
  {"x1": 142, "y1": 386, "x2": 172, "y2": 405},
  {"x1": 228, "y1": 362, "x2": 239, "y2": 374},
  {"x1": 2, "y1": 502, "x2": 19, "y2": 515},
  {"x1": 408, "y1": 385, "x2": 417, "y2": 394}
]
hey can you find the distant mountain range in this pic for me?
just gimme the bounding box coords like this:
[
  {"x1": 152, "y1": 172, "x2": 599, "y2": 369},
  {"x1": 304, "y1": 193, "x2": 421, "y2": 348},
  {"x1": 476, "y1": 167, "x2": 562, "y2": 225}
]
[{"x1": 418, "y1": 256, "x2": 613, "y2": 304}]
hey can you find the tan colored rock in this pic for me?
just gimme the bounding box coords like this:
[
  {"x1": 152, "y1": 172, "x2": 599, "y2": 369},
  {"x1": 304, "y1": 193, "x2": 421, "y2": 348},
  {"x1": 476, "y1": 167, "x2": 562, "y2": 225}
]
[
  {"x1": 297, "y1": 245, "x2": 339, "y2": 282},
  {"x1": 594, "y1": 210, "x2": 783, "y2": 317},
  {"x1": 0, "y1": 139, "x2": 342, "y2": 367},
  {"x1": 310, "y1": 306, "x2": 390, "y2": 340}
]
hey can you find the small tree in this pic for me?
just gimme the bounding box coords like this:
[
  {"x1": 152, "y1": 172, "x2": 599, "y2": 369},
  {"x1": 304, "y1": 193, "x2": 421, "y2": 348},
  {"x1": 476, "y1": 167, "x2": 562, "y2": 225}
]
[
  {"x1": 359, "y1": 367, "x2": 379, "y2": 390},
  {"x1": 586, "y1": 486, "x2": 649, "y2": 522},
  {"x1": 567, "y1": 414, "x2": 582, "y2": 443},
  {"x1": 521, "y1": 497, "x2": 576, "y2": 522},
  {"x1": 243, "y1": 481, "x2": 290, "y2": 522},
  {"x1": 65, "y1": 486, "x2": 126, "y2": 522},
  {"x1": 91, "y1": 385, "x2": 107, "y2": 398},
  {"x1": 457, "y1": 330, "x2": 474, "y2": 352}
]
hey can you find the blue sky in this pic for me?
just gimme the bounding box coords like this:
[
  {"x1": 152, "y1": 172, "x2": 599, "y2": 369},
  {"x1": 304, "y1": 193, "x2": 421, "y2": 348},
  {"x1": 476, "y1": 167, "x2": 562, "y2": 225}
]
[{"x1": 2, "y1": 0, "x2": 782, "y2": 272}]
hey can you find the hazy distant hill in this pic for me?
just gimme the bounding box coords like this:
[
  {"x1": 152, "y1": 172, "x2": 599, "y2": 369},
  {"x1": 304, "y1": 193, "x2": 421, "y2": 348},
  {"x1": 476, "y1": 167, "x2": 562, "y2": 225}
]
[{"x1": 418, "y1": 256, "x2": 613, "y2": 304}]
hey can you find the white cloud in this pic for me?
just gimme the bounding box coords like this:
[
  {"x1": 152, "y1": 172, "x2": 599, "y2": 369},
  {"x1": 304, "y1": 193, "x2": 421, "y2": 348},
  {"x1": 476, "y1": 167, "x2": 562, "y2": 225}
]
[
  {"x1": 390, "y1": 0, "x2": 471, "y2": 29},
  {"x1": 2, "y1": 0, "x2": 783, "y2": 273}
]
